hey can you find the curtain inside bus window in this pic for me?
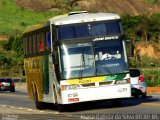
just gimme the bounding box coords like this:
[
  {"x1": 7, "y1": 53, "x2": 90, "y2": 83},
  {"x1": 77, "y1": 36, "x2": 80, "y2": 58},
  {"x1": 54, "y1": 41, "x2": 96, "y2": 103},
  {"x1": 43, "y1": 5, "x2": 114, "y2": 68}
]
[{"x1": 46, "y1": 31, "x2": 51, "y2": 49}]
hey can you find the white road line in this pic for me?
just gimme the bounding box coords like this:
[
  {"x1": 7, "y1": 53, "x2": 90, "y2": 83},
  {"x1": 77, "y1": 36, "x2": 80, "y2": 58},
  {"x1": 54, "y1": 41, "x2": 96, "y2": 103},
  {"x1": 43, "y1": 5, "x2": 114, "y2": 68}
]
[
  {"x1": 53, "y1": 112, "x2": 60, "y2": 114},
  {"x1": 39, "y1": 111, "x2": 44, "y2": 113},
  {"x1": 10, "y1": 106, "x2": 15, "y2": 108},
  {"x1": 27, "y1": 109, "x2": 33, "y2": 111},
  {"x1": 0, "y1": 104, "x2": 60, "y2": 114}
]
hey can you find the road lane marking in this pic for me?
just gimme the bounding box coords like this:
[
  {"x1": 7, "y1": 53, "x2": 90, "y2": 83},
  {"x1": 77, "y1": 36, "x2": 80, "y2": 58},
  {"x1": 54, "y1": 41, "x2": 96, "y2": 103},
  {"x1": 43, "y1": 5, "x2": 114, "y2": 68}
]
[
  {"x1": 53, "y1": 112, "x2": 60, "y2": 114},
  {"x1": 141, "y1": 103, "x2": 160, "y2": 106},
  {"x1": 0, "y1": 104, "x2": 61, "y2": 114},
  {"x1": 39, "y1": 111, "x2": 44, "y2": 113},
  {"x1": 27, "y1": 109, "x2": 33, "y2": 111},
  {"x1": 10, "y1": 106, "x2": 15, "y2": 108}
]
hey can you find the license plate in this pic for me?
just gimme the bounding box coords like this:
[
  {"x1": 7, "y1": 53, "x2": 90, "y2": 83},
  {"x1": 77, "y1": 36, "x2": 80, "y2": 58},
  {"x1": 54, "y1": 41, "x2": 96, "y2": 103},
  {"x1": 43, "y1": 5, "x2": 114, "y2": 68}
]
[{"x1": 68, "y1": 98, "x2": 79, "y2": 102}]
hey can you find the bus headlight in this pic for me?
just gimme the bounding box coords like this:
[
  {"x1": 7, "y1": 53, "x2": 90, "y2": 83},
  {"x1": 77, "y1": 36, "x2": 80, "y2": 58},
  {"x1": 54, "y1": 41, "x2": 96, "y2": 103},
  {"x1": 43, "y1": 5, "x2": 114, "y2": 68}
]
[
  {"x1": 61, "y1": 85, "x2": 78, "y2": 91},
  {"x1": 116, "y1": 78, "x2": 130, "y2": 84}
]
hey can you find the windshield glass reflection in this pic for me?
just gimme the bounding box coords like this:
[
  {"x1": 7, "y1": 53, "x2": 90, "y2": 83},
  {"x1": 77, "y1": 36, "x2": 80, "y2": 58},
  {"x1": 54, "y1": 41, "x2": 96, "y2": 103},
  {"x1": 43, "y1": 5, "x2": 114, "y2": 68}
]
[
  {"x1": 94, "y1": 40, "x2": 128, "y2": 75},
  {"x1": 60, "y1": 43, "x2": 95, "y2": 79},
  {"x1": 60, "y1": 40, "x2": 128, "y2": 80}
]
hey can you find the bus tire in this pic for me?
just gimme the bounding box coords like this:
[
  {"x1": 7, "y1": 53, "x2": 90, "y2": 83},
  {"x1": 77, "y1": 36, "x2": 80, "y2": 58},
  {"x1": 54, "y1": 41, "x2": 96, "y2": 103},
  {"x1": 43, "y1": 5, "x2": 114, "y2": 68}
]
[
  {"x1": 134, "y1": 94, "x2": 139, "y2": 99},
  {"x1": 142, "y1": 92, "x2": 147, "y2": 99},
  {"x1": 34, "y1": 90, "x2": 45, "y2": 110},
  {"x1": 111, "y1": 98, "x2": 122, "y2": 107},
  {"x1": 57, "y1": 104, "x2": 66, "y2": 112}
]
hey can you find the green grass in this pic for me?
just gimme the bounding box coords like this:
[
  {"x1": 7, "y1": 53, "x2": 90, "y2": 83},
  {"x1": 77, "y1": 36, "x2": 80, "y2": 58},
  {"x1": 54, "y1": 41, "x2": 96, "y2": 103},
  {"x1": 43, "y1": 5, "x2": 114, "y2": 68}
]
[
  {"x1": 145, "y1": 0, "x2": 160, "y2": 4},
  {"x1": 0, "y1": 0, "x2": 63, "y2": 36}
]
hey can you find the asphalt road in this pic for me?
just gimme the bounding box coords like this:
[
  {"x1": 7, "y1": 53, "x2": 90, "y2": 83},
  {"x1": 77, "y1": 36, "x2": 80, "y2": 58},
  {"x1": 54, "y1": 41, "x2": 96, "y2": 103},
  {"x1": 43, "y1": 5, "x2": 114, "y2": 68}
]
[{"x1": 0, "y1": 89, "x2": 160, "y2": 120}]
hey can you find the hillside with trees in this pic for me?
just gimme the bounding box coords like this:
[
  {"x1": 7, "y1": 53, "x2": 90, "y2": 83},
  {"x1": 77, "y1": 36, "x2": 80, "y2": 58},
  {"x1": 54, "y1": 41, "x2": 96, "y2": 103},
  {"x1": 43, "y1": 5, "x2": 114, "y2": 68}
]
[{"x1": 16, "y1": 0, "x2": 160, "y2": 15}]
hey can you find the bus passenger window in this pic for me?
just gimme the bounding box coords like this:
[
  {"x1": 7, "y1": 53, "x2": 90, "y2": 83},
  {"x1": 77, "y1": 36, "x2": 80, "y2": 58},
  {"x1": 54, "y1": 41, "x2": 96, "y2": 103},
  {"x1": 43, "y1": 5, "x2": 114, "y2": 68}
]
[
  {"x1": 42, "y1": 32, "x2": 46, "y2": 52},
  {"x1": 46, "y1": 31, "x2": 51, "y2": 51},
  {"x1": 35, "y1": 34, "x2": 38, "y2": 53},
  {"x1": 29, "y1": 36, "x2": 33, "y2": 55},
  {"x1": 33, "y1": 34, "x2": 37, "y2": 54},
  {"x1": 37, "y1": 33, "x2": 43, "y2": 53}
]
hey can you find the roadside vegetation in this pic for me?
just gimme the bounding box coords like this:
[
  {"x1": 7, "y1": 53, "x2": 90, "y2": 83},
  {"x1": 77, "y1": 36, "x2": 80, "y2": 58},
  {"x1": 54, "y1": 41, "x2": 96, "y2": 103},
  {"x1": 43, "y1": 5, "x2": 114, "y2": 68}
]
[
  {"x1": 0, "y1": 0, "x2": 63, "y2": 36},
  {"x1": 122, "y1": 14, "x2": 160, "y2": 87},
  {"x1": 0, "y1": 0, "x2": 63, "y2": 77},
  {"x1": 143, "y1": 69, "x2": 160, "y2": 87}
]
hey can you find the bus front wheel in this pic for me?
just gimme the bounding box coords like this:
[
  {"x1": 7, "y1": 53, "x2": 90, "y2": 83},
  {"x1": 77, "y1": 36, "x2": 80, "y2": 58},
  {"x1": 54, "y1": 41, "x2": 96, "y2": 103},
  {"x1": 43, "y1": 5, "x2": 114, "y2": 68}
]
[{"x1": 57, "y1": 104, "x2": 70, "y2": 112}]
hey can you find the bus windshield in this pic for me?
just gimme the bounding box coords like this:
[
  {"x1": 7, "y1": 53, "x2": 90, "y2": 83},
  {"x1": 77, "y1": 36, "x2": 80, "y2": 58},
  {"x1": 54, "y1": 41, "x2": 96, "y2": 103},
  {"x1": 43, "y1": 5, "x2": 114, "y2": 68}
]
[
  {"x1": 57, "y1": 20, "x2": 121, "y2": 40},
  {"x1": 60, "y1": 39, "x2": 128, "y2": 80},
  {"x1": 94, "y1": 40, "x2": 128, "y2": 75},
  {"x1": 60, "y1": 43, "x2": 95, "y2": 79}
]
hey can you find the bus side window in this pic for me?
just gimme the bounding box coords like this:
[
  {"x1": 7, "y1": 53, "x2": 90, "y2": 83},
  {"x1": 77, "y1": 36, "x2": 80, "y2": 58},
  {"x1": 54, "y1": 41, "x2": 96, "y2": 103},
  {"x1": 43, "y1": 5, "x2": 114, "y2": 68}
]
[
  {"x1": 26, "y1": 36, "x2": 29, "y2": 55},
  {"x1": 46, "y1": 31, "x2": 51, "y2": 51},
  {"x1": 36, "y1": 34, "x2": 39, "y2": 53},
  {"x1": 37, "y1": 32, "x2": 43, "y2": 53},
  {"x1": 42, "y1": 31, "x2": 46, "y2": 52},
  {"x1": 29, "y1": 35, "x2": 33, "y2": 55},
  {"x1": 33, "y1": 34, "x2": 38, "y2": 54}
]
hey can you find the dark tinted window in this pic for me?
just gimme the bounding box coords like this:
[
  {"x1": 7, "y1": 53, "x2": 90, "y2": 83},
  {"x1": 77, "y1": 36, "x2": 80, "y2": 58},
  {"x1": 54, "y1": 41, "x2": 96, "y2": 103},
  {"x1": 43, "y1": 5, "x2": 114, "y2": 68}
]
[
  {"x1": 129, "y1": 69, "x2": 140, "y2": 77},
  {"x1": 0, "y1": 78, "x2": 12, "y2": 83},
  {"x1": 94, "y1": 40, "x2": 128, "y2": 75},
  {"x1": 58, "y1": 20, "x2": 121, "y2": 40}
]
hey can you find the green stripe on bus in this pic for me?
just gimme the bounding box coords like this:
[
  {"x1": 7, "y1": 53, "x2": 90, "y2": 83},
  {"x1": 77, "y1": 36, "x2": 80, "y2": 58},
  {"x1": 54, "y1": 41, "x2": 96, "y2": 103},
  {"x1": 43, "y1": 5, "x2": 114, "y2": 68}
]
[{"x1": 42, "y1": 55, "x2": 49, "y2": 94}]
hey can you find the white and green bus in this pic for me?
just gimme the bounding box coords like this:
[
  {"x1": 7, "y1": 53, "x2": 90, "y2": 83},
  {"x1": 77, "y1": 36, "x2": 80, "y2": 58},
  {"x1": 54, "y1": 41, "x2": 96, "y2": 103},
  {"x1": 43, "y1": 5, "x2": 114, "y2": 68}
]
[{"x1": 23, "y1": 11, "x2": 131, "y2": 111}]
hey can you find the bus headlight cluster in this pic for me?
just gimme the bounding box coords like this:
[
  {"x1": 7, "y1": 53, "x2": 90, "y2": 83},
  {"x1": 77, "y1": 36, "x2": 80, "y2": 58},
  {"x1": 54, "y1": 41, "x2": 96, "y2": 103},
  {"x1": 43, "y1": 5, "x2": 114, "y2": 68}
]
[
  {"x1": 61, "y1": 85, "x2": 78, "y2": 91},
  {"x1": 116, "y1": 79, "x2": 130, "y2": 84}
]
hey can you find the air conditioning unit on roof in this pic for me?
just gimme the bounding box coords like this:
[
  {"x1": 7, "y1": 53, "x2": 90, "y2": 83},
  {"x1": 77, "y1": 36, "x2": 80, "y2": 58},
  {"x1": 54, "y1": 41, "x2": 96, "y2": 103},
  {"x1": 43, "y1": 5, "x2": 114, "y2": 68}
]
[{"x1": 68, "y1": 11, "x2": 88, "y2": 16}]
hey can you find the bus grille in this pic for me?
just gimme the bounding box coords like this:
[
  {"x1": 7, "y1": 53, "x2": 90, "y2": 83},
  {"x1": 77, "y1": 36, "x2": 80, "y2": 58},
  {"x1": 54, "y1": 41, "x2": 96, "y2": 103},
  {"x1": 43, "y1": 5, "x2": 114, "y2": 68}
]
[
  {"x1": 80, "y1": 83, "x2": 95, "y2": 87},
  {"x1": 99, "y1": 81, "x2": 113, "y2": 86}
]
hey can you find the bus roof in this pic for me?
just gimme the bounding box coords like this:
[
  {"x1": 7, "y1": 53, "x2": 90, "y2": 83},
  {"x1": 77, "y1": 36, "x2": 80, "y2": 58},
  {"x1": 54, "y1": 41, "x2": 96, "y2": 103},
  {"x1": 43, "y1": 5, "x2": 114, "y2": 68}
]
[
  {"x1": 23, "y1": 12, "x2": 120, "y2": 34},
  {"x1": 23, "y1": 22, "x2": 49, "y2": 34},
  {"x1": 51, "y1": 12, "x2": 120, "y2": 25}
]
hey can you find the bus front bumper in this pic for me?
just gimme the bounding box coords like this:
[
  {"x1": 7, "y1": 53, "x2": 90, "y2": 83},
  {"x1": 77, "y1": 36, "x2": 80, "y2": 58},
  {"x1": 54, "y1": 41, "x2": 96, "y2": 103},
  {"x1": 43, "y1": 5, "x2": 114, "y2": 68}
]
[{"x1": 60, "y1": 84, "x2": 131, "y2": 104}]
